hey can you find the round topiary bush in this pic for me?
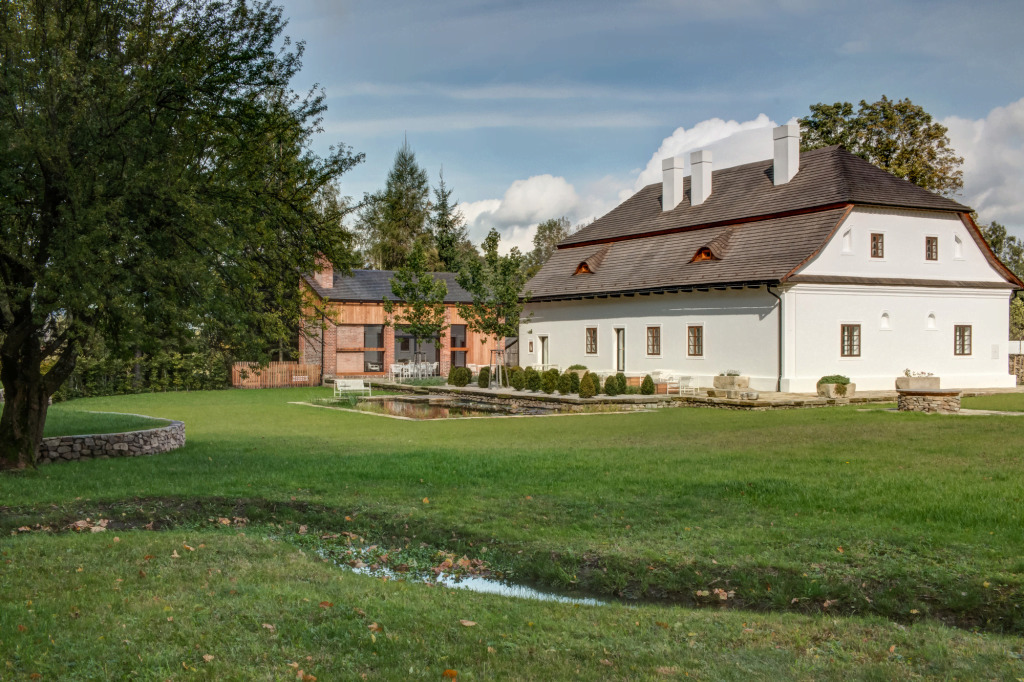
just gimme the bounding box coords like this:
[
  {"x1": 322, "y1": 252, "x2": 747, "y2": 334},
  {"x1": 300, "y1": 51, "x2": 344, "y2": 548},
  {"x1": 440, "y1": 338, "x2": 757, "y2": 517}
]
[
  {"x1": 477, "y1": 366, "x2": 491, "y2": 388},
  {"x1": 584, "y1": 372, "x2": 601, "y2": 395},
  {"x1": 541, "y1": 370, "x2": 557, "y2": 394},
  {"x1": 640, "y1": 374, "x2": 655, "y2": 395},
  {"x1": 447, "y1": 366, "x2": 459, "y2": 385},
  {"x1": 451, "y1": 367, "x2": 471, "y2": 387},
  {"x1": 569, "y1": 371, "x2": 581, "y2": 393},
  {"x1": 525, "y1": 367, "x2": 541, "y2": 392},
  {"x1": 615, "y1": 372, "x2": 627, "y2": 394},
  {"x1": 510, "y1": 367, "x2": 526, "y2": 391},
  {"x1": 578, "y1": 372, "x2": 596, "y2": 399},
  {"x1": 604, "y1": 375, "x2": 619, "y2": 396},
  {"x1": 557, "y1": 372, "x2": 572, "y2": 394}
]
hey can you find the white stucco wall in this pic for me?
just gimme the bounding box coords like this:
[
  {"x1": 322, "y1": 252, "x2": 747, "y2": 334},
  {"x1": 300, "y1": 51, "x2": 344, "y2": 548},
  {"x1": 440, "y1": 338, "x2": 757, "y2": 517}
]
[
  {"x1": 521, "y1": 289, "x2": 781, "y2": 391},
  {"x1": 780, "y1": 283, "x2": 1014, "y2": 391},
  {"x1": 800, "y1": 206, "x2": 1004, "y2": 282}
]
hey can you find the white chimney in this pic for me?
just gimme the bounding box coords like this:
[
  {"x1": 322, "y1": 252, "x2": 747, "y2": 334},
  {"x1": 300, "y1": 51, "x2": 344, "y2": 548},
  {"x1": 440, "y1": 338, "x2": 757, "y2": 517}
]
[
  {"x1": 661, "y1": 156, "x2": 685, "y2": 211},
  {"x1": 690, "y1": 150, "x2": 712, "y2": 206},
  {"x1": 773, "y1": 123, "x2": 800, "y2": 185}
]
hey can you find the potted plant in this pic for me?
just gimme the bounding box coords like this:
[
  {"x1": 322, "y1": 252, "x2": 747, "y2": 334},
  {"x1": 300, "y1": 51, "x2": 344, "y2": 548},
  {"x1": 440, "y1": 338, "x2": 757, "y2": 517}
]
[
  {"x1": 713, "y1": 370, "x2": 749, "y2": 390},
  {"x1": 895, "y1": 369, "x2": 940, "y2": 390},
  {"x1": 816, "y1": 374, "x2": 855, "y2": 398}
]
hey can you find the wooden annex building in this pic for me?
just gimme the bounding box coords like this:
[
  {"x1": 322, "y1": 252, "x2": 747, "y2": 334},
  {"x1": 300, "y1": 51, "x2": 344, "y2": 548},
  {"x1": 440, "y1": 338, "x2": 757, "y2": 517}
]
[{"x1": 299, "y1": 260, "x2": 501, "y2": 381}]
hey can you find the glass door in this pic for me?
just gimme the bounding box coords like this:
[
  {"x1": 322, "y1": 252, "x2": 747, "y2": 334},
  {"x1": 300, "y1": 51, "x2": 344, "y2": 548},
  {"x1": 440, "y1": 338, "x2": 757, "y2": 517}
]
[
  {"x1": 615, "y1": 328, "x2": 625, "y2": 372},
  {"x1": 539, "y1": 336, "x2": 549, "y2": 367}
]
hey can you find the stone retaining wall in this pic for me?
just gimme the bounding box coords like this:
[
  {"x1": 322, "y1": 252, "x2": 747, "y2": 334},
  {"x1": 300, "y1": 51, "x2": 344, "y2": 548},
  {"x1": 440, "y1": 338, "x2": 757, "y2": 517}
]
[
  {"x1": 38, "y1": 417, "x2": 185, "y2": 465},
  {"x1": 1010, "y1": 354, "x2": 1024, "y2": 385},
  {"x1": 896, "y1": 389, "x2": 962, "y2": 414}
]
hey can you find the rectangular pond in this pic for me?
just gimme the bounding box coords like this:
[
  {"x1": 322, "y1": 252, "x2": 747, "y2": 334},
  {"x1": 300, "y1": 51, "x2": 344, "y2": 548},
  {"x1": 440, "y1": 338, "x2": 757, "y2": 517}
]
[{"x1": 325, "y1": 396, "x2": 561, "y2": 420}]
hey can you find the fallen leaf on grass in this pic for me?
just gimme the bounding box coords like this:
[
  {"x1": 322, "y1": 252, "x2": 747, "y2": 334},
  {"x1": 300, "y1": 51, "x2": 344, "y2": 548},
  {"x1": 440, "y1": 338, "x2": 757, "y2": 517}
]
[
  {"x1": 487, "y1": 646, "x2": 496, "y2": 654},
  {"x1": 262, "y1": 623, "x2": 276, "y2": 631},
  {"x1": 202, "y1": 654, "x2": 214, "y2": 662},
  {"x1": 443, "y1": 671, "x2": 458, "y2": 679},
  {"x1": 368, "y1": 622, "x2": 383, "y2": 632},
  {"x1": 823, "y1": 599, "x2": 837, "y2": 609},
  {"x1": 318, "y1": 601, "x2": 333, "y2": 609},
  {"x1": 654, "y1": 621, "x2": 669, "y2": 629},
  {"x1": 460, "y1": 620, "x2": 477, "y2": 627},
  {"x1": 17, "y1": 526, "x2": 31, "y2": 532},
  {"x1": 600, "y1": 659, "x2": 614, "y2": 667},
  {"x1": 90, "y1": 525, "x2": 106, "y2": 533},
  {"x1": 298, "y1": 525, "x2": 308, "y2": 535},
  {"x1": 17, "y1": 624, "x2": 27, "y2": 632},
  {"x1": 655, "y1": 667, "x2": 678, "y2": 677},
  {"x1": 422, "y1": 497, "x2": 429, "y2": 504},
  {"x1": 171, "y1": 550, "x2": 180, "y2": 558},
  {"x1": 217, "y1": 517, "x2": 231, "y2": 525},
  {"x1": 183, "y1": 543, "x2": 195, "y2": 552}
]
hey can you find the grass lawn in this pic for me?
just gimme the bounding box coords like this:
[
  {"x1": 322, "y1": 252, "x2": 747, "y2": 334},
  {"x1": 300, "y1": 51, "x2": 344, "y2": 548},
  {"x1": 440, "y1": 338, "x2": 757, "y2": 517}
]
[
  {"x1": 41, "y1": 404, "x2": 168, "y2": 438},
  {"x1": 3, "y1": 387, "x2": 1024, "y2": 678},
  {"x1": 962, "y1": 392, "x2": 1024, "y2": 412}
]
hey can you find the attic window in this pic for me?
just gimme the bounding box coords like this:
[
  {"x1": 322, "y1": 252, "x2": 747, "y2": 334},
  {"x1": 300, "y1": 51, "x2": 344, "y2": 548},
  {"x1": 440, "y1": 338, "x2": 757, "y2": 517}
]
[
  {"x1": 574, "y1": 261, "x2": 594, "y2": 275},
  {"x1": 691, "y1": 247, "x2": 716, "y2": 262}
]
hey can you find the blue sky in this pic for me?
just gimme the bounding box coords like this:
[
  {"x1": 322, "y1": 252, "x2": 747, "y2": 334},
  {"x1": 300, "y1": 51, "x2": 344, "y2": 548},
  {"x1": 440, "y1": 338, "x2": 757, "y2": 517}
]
[{"x1": 278, "y1": 0, "x2": 1024, "y2": 250}]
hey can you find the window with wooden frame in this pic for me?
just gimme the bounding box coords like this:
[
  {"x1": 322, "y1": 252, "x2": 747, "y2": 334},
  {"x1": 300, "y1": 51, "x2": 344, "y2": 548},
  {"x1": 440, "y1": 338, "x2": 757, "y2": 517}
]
[
  {"x1": 954, "y1": 325, "x2": 972, "y2": 356},
  {"x1": 646, "y1": 326, "x2": 661, "y2": 355},
  {"x1": 870, "y1": 233, "x2": 884, "y2": 258},
  {"x1": 841, "y1": 324, "x2": 861, "y2": 357},
  {"x1": 450, "y1": 324, "x2": 468, "y2": 367},
  {"x1": 362, "y1": 324, "x2": 386, "y2": 372},
  {"x1": 925, "y1": 236, "x2": 938, "y2": 261},
  {"x1": 687, "y1": 325, "x2": 703, "y2": 357},
  {"x1": 585, "y1": 327, "x2": 598, "y2": 354}
]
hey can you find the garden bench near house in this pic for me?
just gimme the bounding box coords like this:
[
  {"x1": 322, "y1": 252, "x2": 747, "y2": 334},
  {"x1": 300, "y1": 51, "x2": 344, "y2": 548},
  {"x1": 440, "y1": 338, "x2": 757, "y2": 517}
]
[{"x1": 334, "y1": 379, "x2": 371, "y2": 397}]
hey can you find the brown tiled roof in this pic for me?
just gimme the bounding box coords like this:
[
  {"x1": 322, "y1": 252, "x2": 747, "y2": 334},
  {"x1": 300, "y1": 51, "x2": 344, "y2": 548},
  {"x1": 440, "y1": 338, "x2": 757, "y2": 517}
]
[
  {"x1": 559, "y1": 146, "x2": 969, "y2": 248},
  {"x1": 525, "y1": 208, "x2": 850, "y2": 301}
]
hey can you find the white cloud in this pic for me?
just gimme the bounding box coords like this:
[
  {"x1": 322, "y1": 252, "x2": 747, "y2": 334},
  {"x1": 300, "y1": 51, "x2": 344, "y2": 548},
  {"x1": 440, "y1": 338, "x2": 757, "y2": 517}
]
[
  {"x1": 944, "y1": 98, "x2": 1024, "y2": 235},
  {"x1": 631, "y1": 113, "x2": 778, "y2": 194}
]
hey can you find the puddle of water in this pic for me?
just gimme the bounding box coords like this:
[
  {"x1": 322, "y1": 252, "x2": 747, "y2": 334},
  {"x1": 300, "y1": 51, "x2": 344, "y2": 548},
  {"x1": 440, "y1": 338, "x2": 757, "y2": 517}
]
[
  {"x1": 318, "y1": 544, "x2": 604, "y2": 606},
  {"x1": 334, "y1": 397, "x2": 559, "y2": 420}
]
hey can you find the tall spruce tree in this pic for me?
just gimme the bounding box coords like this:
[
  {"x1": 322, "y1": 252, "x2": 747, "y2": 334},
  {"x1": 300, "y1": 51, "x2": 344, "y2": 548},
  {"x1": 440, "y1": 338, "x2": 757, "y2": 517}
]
[
  {"x1": 431, "y1": 171, "x2": 475, "y2": 273},
  {"x1": 358, "y1": 139, "x2": 432, "y2": 269}
]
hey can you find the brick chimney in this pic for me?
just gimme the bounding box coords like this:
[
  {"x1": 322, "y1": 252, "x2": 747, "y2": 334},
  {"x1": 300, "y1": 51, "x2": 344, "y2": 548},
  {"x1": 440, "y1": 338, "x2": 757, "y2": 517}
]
[
  {"x1": 773, "y1": 123, "x2": 800, "y2": 185},
  {"x1": 690, "y1": 150, "x2": 712, "y2": 205},
  {"x1": 313, "y1": 254, "x2": 333, "y2": 290}
]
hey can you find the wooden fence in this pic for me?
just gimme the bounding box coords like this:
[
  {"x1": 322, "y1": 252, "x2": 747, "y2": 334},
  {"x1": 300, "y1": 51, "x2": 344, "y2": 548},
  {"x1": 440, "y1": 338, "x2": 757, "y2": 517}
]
[{"x1": 231, "y1": 362, "x2": 322, "y2": 389}]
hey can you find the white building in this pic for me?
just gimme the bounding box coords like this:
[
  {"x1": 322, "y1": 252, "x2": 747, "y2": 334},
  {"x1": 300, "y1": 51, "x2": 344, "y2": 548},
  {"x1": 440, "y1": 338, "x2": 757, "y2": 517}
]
[{"x1": 521, "y1": 125, "x2": 1022, "y2": 392}]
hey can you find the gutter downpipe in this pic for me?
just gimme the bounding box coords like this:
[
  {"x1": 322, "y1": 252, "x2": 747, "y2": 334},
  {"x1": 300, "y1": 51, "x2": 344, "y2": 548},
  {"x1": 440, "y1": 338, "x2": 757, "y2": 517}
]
[{"x1": 766, "y1": 283, "x2": 782, "y2": 393}]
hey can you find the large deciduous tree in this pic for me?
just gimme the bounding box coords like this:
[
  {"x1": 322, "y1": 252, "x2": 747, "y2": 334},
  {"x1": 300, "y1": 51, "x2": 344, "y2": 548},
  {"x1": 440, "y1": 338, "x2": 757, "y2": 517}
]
[
  {"x1": 799, "y1": 96, "x2": 963, "y2": 196},
  {"x1": 524, "y1": 216, "x2": 574, "y2": 278},
  {"x1": 978, "y1": 219, "x2": 1024, "y2": 340},
  {"x1": 456, "y1": 229, "x2": 529, "y2": 385},
  {"x1": 0, "y1": 0, "x2": 362, "y2": 469},
  {"x1": 357, "y1": 139, "x2": 432, "y2": 270}
]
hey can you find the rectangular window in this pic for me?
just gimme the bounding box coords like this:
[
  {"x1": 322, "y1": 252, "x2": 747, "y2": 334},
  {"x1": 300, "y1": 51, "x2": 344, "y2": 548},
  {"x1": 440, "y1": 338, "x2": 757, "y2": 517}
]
[
  {"x1": 925, "y1": 236, "x2": 938, "y2": 261},
  {"x1": 585, "y1": 327, "x2": 597, "y2": 354},
  {"x1": 363, "y1": 324, "x2": 385, "y2": 349},
  {"x1": 450, "y1": 325, "x2": 467, "y2": 349},
  {"x1": 646, "y1": 326, "x2": 661, "y2": 355},
  {"x1": 363, "y1": 350, "x2": 384, "y2": 372},
  {"x1": 687, "y1": 325, "x2": 703, "y2": 357},
  {"x1": 870, "y1": 233, "x2": 884, "y2": 258},
  {"x1": 841, "y1": 324, "x2": 861, "y2": 357},
  {"x1": 450, "y1": 350, "x2": 467, "y2": 368},
  {"x1": 954, "y1": 325, "x2": 972, "y2": 356}
]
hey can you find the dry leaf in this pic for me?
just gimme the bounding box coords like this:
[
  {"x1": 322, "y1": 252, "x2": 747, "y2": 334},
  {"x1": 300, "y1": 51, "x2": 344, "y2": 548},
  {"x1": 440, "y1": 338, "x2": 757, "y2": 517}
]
[
  {"x1": 656, "y1": 667, "x2": 679, "y2": 677},
  {"x1": 487, "y1": 646, "x2": 496, "y2": 653},
  {"x1": 319, "y1": 601, "x2": 333, "y2": 609},
  {"x1": 90, "y1": 525, "x2": 106, "y2": 533},
  {"x1": 443, "y1": 671, "x2": 458, "y2": 679},
  {"x1": 600, "y1": 659, "x2": 614, "y2": 667},
  {"x1": 262, "y1": 623, "x2": 276, "y2": 631},
  {"x1": 459, "y1": 619, "x2": 477, "y2": 627},
  {"x1": 368, "y1": 622, "x2": 383, "y2": 632},
  {"x1": 837, "y1": 546, "x2": 844, "y2": 554},
  {"x1": 422, "y1": 497, "x2": 429, "y2": 504},
  {"x1": 218, "y1": 517, "x2": 231, "y2": 525},
  {"x1": 202, "y1": 654, "x2": 214, "y2": 662},
  {"x1": 113, "y1": 537, "x2": 120, "y2": 542},
  {"x1": 183, "y1": 543, "x2": 195, "y2": 552},
  {"x1": 298, "y1": 525, "x2": 308, "y2": 535},
  {"x1": 167, "y1": 617, "x2": 173, "y2": 622},
  {"x1": 171, "y1": 550, "x2": 180, "y2": 558},
  {"x1": 17, "y1": 526, "x2": 31, "y2": 532}
]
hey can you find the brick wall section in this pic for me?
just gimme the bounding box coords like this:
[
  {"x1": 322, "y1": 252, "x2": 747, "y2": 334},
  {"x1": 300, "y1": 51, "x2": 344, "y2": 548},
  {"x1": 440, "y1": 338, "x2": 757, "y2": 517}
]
[
  {"x1": 37, "y1": 419, "x2": 185, "y2": 465},
  {"x1": 1010, "y1": 354, "x2": 1024, "y2": 385}
]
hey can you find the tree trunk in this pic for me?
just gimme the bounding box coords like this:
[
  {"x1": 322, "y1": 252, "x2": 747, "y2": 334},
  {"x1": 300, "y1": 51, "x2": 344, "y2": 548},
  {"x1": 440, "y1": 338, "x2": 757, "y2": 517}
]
[{"x1": 0, "y1": 366, "x2": 49, "y2": 470}]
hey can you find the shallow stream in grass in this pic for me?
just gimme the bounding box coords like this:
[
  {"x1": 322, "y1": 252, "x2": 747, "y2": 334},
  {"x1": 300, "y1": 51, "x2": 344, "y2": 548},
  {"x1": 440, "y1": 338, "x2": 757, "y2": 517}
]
[{"x1": 312, "y1": 538, "x2": 605, "y2": 606}]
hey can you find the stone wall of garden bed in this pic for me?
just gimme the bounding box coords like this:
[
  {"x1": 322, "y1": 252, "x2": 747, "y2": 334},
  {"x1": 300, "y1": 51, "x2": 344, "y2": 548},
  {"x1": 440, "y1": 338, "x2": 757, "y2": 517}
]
[{"x1": 37, "y1": 417, "x2": 185, "y2": 465}]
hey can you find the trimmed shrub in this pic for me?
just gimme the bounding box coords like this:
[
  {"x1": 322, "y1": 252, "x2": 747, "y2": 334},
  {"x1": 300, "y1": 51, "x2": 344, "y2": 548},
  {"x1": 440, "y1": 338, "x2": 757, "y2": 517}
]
[
  {"x1": 447, "y1": 366, "x2": 459, "y2": 385},
  {"x1": 578, "y1": 372, "x2": 596, "y2": 398},
  {"x1": 818, "y1": 374, "x2": 851, "y2": 385},
  {"x1": 640, "y1": 374, "x2": 655, "y2": 395},
  {"x1": 615, "y1": 372, "x2": 627, "y2": 394},
  {"x1": 510, "y1": 367, "x2": 526, "y2": 391},
  {"x1": 477, "y1": 366, "x2": 491, "y2": 388},
  {"x1": 584, "y1": 372, "x2": 601, "y2": 395},
  {"x1": 557, "y1": 372, "x2": 572, "y2": 394},
  {"x1": 569, "y1": 372, "x2": 581, "y2": 393},
  {"x1": 604, "y1": 375, "x2": 619, "y2": 396},
  {"x1": 525, "y1": 367, "x2": 541, "y2": 392},
  {"x1": 541, "y1": 369, "x2": 558, "y2": 394},
  {"x1": 450, "y1": 367, "x2": 471, "y2": 387},
  {"x1": 567, "y1": 364, "x2": 588, "y2": 370}
]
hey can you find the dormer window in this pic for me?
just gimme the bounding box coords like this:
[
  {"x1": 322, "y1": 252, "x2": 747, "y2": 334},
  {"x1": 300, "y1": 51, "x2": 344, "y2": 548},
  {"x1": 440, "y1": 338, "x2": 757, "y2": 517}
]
[
  {"x1": 691, "y1": 247, "x2": 715, "y2": 262},
  {"x1": 573, "y1": 245, "x2": 610, "y2": 276},
  {"x1": 574, "y1": 262, "x2": 594, "y2": 275}
]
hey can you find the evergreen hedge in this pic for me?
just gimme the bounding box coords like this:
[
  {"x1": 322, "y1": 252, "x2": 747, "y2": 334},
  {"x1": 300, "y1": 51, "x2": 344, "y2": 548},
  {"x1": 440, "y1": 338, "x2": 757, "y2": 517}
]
[
  {"x1": 578, "y1": 372, "x2": 596, "y2": 398},
  {"x1": 477, "y1": 366, "x2": 491, "y2": 388},
  {"x1": 604, "y1": 375, "x2": 619, "y2": 396},
  {"x1": 640, "y1": 374, "x2": 655, "y2": 395},
  {"x1": 557, "y1": 372, "x2": 572, "y2": 394}
]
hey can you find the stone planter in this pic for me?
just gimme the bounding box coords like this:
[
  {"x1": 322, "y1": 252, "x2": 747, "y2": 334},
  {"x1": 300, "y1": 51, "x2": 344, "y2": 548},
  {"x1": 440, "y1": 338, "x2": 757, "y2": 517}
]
[
  {"x1": 816, "y1": 382, "x2": 855, "y2": 399},
  {"x1": 895, "y1": 376, "x2": 940, "y2": 390},
  {"x1": 713, "y1": 375, "x2": 749, "y2": 390},
  {"x1": 897, "y1": 388, "x2": 961, "y2": 413}
]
